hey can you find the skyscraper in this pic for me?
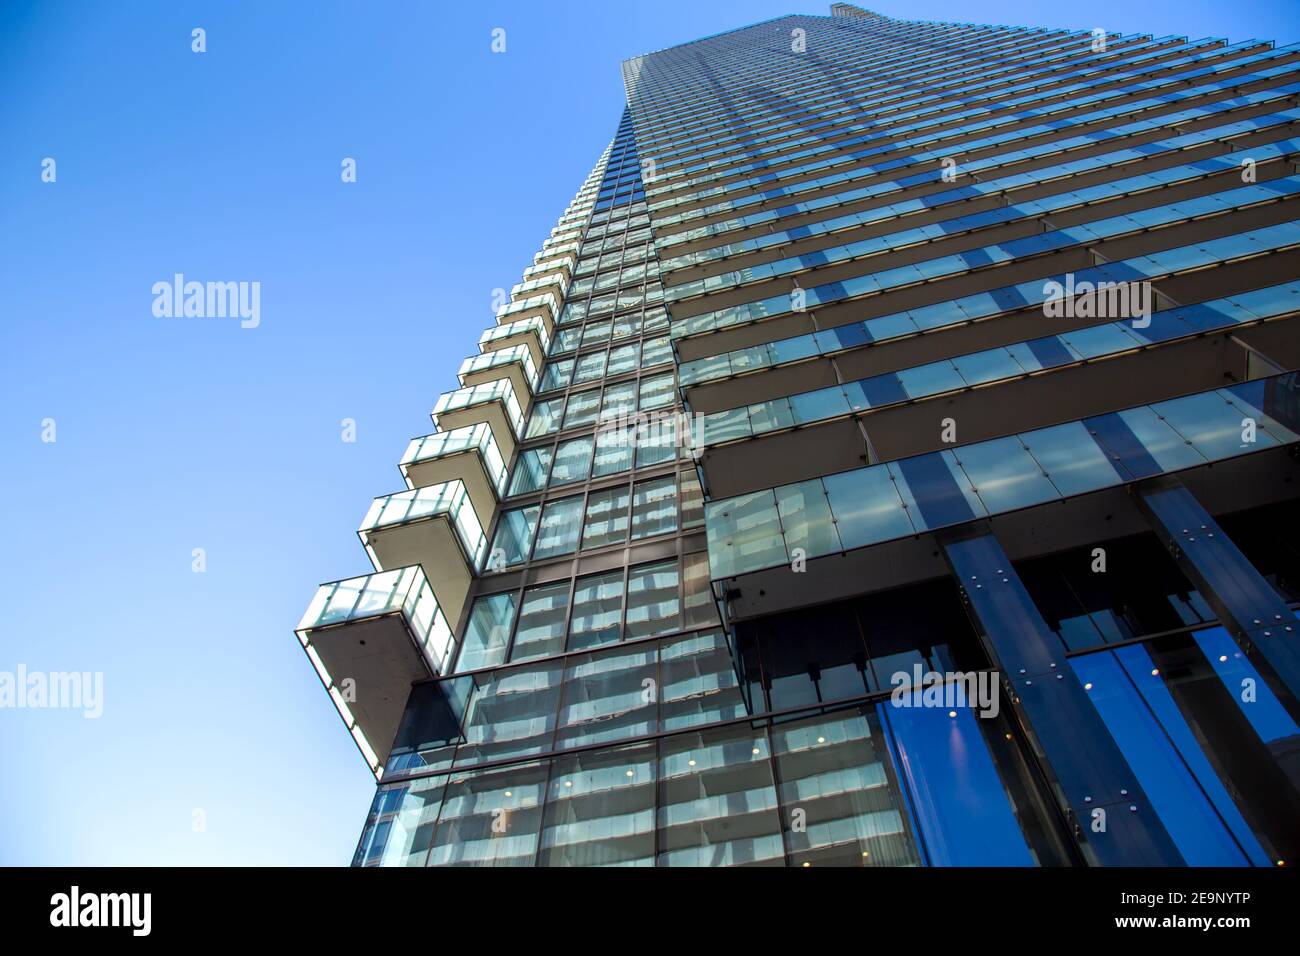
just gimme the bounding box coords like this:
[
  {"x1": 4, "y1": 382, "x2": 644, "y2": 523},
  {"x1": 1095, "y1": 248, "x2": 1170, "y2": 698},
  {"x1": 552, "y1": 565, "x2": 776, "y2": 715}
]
[{"x1": 297, "y1": 4, "x2": 1300, "y2": 867}]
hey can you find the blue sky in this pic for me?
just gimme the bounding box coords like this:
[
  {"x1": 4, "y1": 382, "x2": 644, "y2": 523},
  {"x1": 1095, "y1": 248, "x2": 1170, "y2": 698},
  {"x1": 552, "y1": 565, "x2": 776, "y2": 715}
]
[{"x1": 2, "y1": 0, "x2": 1297, "y2": 866}]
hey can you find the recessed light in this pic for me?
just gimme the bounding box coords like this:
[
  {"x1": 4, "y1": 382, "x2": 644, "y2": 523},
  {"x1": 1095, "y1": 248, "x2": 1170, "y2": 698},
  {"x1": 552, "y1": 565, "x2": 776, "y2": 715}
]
[
  {"x1": 625, "y1": 770, "x2": 634, "y2": 777},
  {"x1": 802, "y1": 861, "x2": 811, "y2": 867},
  {"x1": 688, "y1": 759, "x2": 696, "y2": 766},
  {"x1": 504, "y1": 791, "x2": 512, "y2": 797},
  {"x1": 1151, "y1": 668, "x2": 1160, "y2": 676},
  {"x1": 816, "y1": 736, "x2": 826, "y2": 744},
  {"x1": 564, "y1": 780, "x2": 573, "y2": 788},
  {"x1": 752, "y1": 747, "x2": 760, "y2": 755},
  {"x1": 1219, "y1": 655, "x2": 1228, "y2": 662},
  {"x1": 1084, "y1": 682, "x2": 1094, "y2": 690},
  {"x1": 947, "y1": 710, "x2": 957, "y2": 718}
]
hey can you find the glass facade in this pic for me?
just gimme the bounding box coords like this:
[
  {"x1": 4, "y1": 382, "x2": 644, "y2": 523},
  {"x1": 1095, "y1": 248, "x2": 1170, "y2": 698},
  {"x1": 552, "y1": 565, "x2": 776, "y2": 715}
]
[{"x1": 300, "y1": 5, "x2": 1300, "y2": 865}]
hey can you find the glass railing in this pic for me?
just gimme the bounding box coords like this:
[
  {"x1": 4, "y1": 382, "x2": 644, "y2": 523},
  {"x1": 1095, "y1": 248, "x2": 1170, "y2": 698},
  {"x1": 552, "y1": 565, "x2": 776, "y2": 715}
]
[
  {"x1": 432, "y1": 379, "x2": 526, "y2": 438},
  {"x1": 705, "y1": 373, "x2": 1300, "y2": 580},
  {"x1": 650, "y1": 48, "x2": 1300, "y2": 218},
  {"x1": 664, "y1": 169, "x2": 1299, "y2": 303},
  {"x1": 662, "y1": 131, "x2": 1300, "y2": 273},
  {"x1": 360, "y1": 480, "x2": 488, "y2": 570},
  {"x1": 296, "y1": 565, "x2": 454, "y2": 772},
  {"x1": 400, "y1": 423, "x2": 508, "y2": 495},
  {"x1": 692, "y1": 281, "x2": 1300, "y2": 447},
  {"x1": 674, "y1": 219, "x2": 1300, "y2": 342},
  {"x1": 654, "y1": 74, "x2": 1300, "y2": 232},
  {"x1": 496, "y1": 291, "x2": 559, "y2": 324},
  {"x1": 673, "y1": 185, "x2": 1300, "y2": 339},
  {"x1": 480, "y1": 314, "x2": 552, "y2": 356},
  {"x1": 458, "y1": 343, "x2": 539, "y2": 391}
]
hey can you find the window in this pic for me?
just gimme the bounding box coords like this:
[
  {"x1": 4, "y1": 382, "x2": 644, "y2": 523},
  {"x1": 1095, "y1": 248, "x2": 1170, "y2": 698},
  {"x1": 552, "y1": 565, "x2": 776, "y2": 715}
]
[
  {"x1": 526, "y1": 398, "x2": 564, "y2": 438},
  {"x1": 631, "y1": 476, "x2": 678, "y2": 539},
  {"x1": 583, "y1": 485, "x2": 631, "y2": 549},
  {"x1": 682, "y1": 552, "x2": 719, "y2": 629},
  {"x1": 550, "y1": 436, "x2": 594, "y2": 486},
  {"x1": 567, "y1": 571, "x2": 626, "y2": 650},
  {"x1": 533, "y1": 496, "x2": 585, "y2": 559},
  {"x1": 600, "y1": 382, "x2": 637, "y2": 420},
  {"x1": 542, "y1": 357, "x2": 576, "y2": 392},
  {"x1": 607, "y1": 343, "x2": 640, "y2": 376},
  {"x1": 511, "y1": 582, "x2": 571, "y2": 662},
  {"x1": 563, "y1": 389, "x2": 600, "y2": 429},
  {"x1": 455, "y1": 592, "x2": 517, "y2": 672},
  {"x1": 680, "y1": 469, "x2": 704, "y2": 528},
  {"x1": 573, "y1": 350, "x2": 607, "y2": 384},
  {"x1": 488, "y1": 505, "x2": 539, "y2": 570},
  {"x1": 639, "y1": 373, "x2": 676, "y2": 410},
  {"x1": 509, "y1": 447, "x2": 553, "y2": 496},
  {"x1": 635, "y1": 416, "x2": 677, "y2": 468},
  {"x1": 593, "y1": 427, "x2": 634, "y2": 476},
  {"x1": 641, "y1": 336, "x2": 672, "y2": 366},
  {"x1": 625, "y1": 560, "x2": 680, "y2": 640}
]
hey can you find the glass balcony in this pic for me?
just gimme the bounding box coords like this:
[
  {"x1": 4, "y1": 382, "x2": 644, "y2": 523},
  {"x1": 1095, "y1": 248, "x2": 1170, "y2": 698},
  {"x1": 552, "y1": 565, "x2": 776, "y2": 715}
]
[
  {"x1": 512, "y1": 274, "x2": 567, "y2": 305},
  {"x1": 296, "y1": 566, "x2": 453, "y2": 776},
  {"x1": 480, "y1": 315, "x2": 551, "y2": 370},
  {"x1": 496, "y1": 291, "x2": 560, "y2": 336},
  {"x1": 431, "y1": 378, "x2": 526, "y2": 462},
  {"x1": 399, "y1": 423, "x2": 507, "y2": 528},
  {"x1": 458, "y1": 343, "x2": 538, "y2": 403},
  {"x1": 706, "y1": 373, "x2": 1300, "y2": 581},
  {"x1": 359, "y1": 480, "x2": 486, "y2": 627},
  {"x1": 522, "y1": 254, "x2": 575, "y2": 285}
]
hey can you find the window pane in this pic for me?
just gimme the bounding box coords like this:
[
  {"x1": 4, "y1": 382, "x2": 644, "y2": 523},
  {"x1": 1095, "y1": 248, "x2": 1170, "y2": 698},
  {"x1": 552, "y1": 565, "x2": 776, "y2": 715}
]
[
  {"x1": 455, "y1": 592, "x2": 517, "y2": 672},
  {"x1": 772, "y1": 711, "x2": 922, "y2": 867},
  {"x1": 555, "y1": 649, "x2": 657, "y2": 750},
  {"x1": 508, "y1": 447, "x2": 553, "y2": 496},
  {"x1": 639, "y1": 373, "x2": 676, "y2": 410},
  {"x1": 631, "y1": 476, "x2": 678, "y2": 539},
  {"x1": 682, "y1": 552, "x2": 720, "y2": 630},
  {"x1": 488, "y1": 505, "x2": 540, "y2": 569},
  {"x1": 563, "y1": 389, "x2": 601, "y2": 429},
  {"x1": 679, "y1": 469, "x2": 705, "y2": 529},
  {"x1": 568, "y1": 570, "x2": 626, "y2": 651},
  {"x1": 533, "y1": 496, "x2": 585, "y2": 559},
  {"x1": 582, "y1": 485, "x2": 630, "y2": 549},
  {"x1": 625, "y1": 560, "x2": 680, "y2": 640},
  {"x1": 549, "y1": 436, "x2": 595, "y2": 487},
  {"x1": 657, "y1": 724, "x2": 782, "y2": 866},
  {"x1": 541, "y1": 358, "x2": 574, "y2": 392},
  {"x1": 426, "y1": 762, "x2": 547, "y2": 867},
  {"x1": 573, "y1": 350, "x2": 608, "y2": 384},
  {"x1": 593, "y1": 427, "x2": 634, "y2": 476},
  {"x1": 538, "y1": 745, "x2": 656, "y2": 866},
  {"x1": 526, "y1": 398, "x2": 564, "y2": 438},
  {"x1": 511, "y1": 582, "x2": 571, "y2": 662},
  {"x1": 635, "y1": 415, "x2": 677, "y2": 468},
  {"x1": 607, "y1": 343, "x2": 640, "y2": 376}
]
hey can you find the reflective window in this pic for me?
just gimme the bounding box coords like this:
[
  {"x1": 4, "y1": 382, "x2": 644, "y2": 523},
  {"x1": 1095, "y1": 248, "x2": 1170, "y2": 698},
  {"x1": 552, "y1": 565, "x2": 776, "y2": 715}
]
[
  {"x1": 626, "y1": 560, "x2": 680, "y2": 640},
  {"x1": 511, "y1": 582, "x2": 571, "y2": 662},
  {"x1": 455, "y1": 592, "x2": 517, "y2": 673},
  {"x1": 533, "y1": 496, "x2": 585, "y2": 559}
]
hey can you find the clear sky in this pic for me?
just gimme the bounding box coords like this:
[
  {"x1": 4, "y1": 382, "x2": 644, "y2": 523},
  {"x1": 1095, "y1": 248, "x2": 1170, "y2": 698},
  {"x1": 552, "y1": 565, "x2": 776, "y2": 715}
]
[{"x1": 2, "y1": 0, "x2": 1298, "y2": 866}]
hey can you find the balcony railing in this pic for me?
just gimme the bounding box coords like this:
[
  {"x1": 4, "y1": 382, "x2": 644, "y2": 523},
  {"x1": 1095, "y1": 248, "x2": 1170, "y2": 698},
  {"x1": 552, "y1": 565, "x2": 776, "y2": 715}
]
[{"x1": 296, "y1": 566, "x2": 453, "y2": 776}]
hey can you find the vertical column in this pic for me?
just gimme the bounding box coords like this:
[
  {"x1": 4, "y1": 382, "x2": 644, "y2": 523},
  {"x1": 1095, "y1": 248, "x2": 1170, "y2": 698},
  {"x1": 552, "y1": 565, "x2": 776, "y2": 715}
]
[
  {"x1": 1136, "y1": 475, "x2": 1300, "y2": 723},
  {"x1": 940, "y1": 525, "x2": 1184, "y2": 866}
]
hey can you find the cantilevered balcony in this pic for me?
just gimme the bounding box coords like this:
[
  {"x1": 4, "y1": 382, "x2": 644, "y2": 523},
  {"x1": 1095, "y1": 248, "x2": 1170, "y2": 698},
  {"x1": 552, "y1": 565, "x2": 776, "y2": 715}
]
[
  {"x1": 431, "y1": 378, "x2": 525, "y2": 462},
  {"x1": 399, "y1": 423, "x2": 507, "y2": 528},
  {"x1": 511, "y1": 274, "x2": 567, "y2": 307},
  {"x1": 704, "y1": 372, "x2": 1300, "y2": 622},
  {"x1": 523, "y1": 254, "x2": 575, "y2": 288},
  {"x1": 359, "y1": 480, "x2": 486, "y2": 627},
  {"x1": 458, "y1": 343, "x2": 538, "y2": 404},
  {"x1": 495, "y1": 290, "x2": 560, "y2": 336},
  {"x1": 296, "y1": 566, "x2": 453, "y2": 776},
  {"x1": 688, "y1": 281, "x2": 1300, "y2": 498},
  {"x1": 480, "y1": 315, "x2": 551, "y2": 370}
]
